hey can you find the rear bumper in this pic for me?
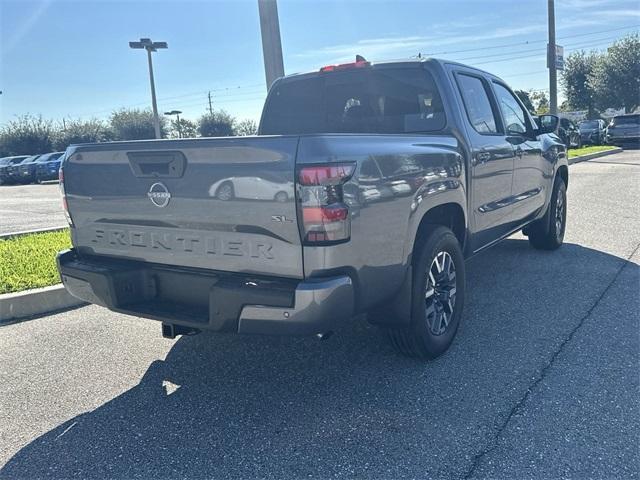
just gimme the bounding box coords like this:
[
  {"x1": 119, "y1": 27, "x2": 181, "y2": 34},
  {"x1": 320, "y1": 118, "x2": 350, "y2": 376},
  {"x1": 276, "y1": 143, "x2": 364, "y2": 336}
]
[
  {"x1": 37, "y1": 166, "x2": 60, "y2": 180},
  {"x1": 57, "y1": 249, "x2": 354, "y2": 336}
]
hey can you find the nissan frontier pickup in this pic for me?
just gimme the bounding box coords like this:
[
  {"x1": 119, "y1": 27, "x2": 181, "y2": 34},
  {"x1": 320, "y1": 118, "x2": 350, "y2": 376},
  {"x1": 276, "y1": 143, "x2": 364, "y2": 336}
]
[{"x1": 57, "y1": 57, "x2": 568, "y2": 359}]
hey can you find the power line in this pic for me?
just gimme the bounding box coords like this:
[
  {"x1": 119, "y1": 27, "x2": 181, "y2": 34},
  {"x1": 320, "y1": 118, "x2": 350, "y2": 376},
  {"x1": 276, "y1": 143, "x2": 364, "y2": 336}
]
[
  {"x1": 419, "y1": 24, "x2": 638, "y2": 57},
  {"x1": 454, "y1": 34, "x2": 625, "y2": 63},
  {"x1": 74, "y1": 82, "x2": 266, "y2": 118},
  {"x1": 162, "y1": 95, "x2": 267, "y2": 111},
  {"x1": 469, "y1": 36, "x2": 625, "y2": 66}
]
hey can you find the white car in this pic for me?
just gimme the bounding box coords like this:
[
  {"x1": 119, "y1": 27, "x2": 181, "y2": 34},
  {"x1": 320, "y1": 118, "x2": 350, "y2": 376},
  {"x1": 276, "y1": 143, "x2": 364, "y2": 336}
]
[{"x1": 209, "y1": 176, "x2": 294, "y2": 202}]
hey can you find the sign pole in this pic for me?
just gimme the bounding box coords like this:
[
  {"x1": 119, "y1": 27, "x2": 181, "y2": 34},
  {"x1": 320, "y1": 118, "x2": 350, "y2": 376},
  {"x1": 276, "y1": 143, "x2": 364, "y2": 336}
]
[{"x1": 548, "y1": 0, "x2": 558, "y2": 115}]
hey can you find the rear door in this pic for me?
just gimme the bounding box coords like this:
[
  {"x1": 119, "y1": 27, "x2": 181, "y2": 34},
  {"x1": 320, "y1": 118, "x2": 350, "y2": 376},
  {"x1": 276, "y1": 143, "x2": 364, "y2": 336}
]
[
  {"x1": 64, "y1": 136, "x2": 304, "y2": 278},
  {"x1": 452, "y1": 70, "x2": 515, "y2": 250}
]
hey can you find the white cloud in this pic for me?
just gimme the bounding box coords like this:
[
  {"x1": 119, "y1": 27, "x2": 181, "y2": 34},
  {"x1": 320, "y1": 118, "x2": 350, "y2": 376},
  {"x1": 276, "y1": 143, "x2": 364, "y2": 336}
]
[
  {"x1": 293, "y1": 24, "x2": 547, "y2": 64},
  {"x1": 1, "y1": 0, "x2": 52, "y2": 56}
]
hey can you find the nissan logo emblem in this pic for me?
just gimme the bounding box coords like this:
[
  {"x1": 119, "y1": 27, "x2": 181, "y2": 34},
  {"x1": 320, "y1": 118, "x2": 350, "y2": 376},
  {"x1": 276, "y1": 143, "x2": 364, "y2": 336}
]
[{"x1": 147, "y1": 182, "x2": 171, "y2": 208}]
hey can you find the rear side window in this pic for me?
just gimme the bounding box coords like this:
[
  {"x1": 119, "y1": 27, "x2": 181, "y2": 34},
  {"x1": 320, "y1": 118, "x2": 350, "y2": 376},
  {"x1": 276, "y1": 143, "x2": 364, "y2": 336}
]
[
  {"x1": 260, "y1": 67, "x2": 446, "y2": 135},
  {"x1": 456, "y1": 74, "x2": 498, "y2": 134}
]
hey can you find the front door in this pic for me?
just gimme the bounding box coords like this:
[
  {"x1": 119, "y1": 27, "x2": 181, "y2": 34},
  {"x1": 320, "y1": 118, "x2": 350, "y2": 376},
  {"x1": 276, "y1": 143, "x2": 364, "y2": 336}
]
[{"x1": 491, "y1": 81, "x2": 548, "y2": 224}]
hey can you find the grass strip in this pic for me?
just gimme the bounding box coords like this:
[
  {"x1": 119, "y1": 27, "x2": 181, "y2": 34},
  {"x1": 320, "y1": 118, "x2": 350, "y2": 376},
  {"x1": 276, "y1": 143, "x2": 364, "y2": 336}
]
[
  {"x1": 568, "y1": 145, "x2": 617, "y2": 159},
  {"x1": 0, "y1": 229, "x2": 71, "y2": 294}
]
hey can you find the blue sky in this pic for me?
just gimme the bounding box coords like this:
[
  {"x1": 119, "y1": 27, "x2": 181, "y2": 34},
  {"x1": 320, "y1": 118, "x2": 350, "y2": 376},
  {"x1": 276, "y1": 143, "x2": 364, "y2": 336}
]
[{"x1": 1, "y1": 0, "x2": 638, "y2": 125}]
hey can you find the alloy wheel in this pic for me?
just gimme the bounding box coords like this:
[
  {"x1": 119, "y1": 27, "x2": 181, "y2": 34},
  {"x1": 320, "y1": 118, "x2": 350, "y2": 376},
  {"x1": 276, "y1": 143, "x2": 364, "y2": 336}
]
[
  {"x1": 425, "y1": 251, "x2": 457, "y2": 336},
  {"x1": 217, "y1": 184, "x2": 233, "y2": 201},
  {"x1": 555, "y1": 189, "x2": 565, "y2": 240}
]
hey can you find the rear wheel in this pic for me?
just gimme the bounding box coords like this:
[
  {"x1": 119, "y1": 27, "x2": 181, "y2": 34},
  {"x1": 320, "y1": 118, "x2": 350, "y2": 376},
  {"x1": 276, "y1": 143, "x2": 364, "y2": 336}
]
[
  {"x1": 216, "y1": 182, "x2": 234, "y2": 201},
  {"x1": 527, "y1": 175, "x2": 566, "y2": 250},
  {"x1": 274, "y1": 191, "x2": 288, "y2": 202},
  {"x1": 386, "y1": 226, "x2": 466, "y2": 359}
]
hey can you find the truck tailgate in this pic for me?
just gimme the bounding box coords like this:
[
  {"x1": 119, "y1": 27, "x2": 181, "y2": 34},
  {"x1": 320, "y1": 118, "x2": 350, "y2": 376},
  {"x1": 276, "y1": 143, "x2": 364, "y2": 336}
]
[{"x1": 64, "y1": 136, "x2": 303, "y2": 278}]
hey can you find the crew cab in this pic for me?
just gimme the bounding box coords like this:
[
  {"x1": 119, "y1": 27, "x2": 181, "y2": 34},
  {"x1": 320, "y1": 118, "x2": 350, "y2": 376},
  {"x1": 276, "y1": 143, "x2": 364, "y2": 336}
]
[{"x1": 57, "y1": 58, "x2": 568, "y2": 359}]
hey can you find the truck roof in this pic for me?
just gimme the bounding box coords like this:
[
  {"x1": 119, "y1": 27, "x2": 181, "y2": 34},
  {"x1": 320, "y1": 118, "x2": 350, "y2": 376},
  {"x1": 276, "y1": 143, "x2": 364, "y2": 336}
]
[{"x1": 278, "y1": 57, "x2": 505, "y2": 84}]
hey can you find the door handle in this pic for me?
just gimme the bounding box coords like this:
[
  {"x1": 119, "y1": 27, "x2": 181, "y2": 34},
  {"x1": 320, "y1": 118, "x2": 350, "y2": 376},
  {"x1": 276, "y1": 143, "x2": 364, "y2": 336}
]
[{"x1": 476, "y1": 152, "x2": 491, "y2": 164}]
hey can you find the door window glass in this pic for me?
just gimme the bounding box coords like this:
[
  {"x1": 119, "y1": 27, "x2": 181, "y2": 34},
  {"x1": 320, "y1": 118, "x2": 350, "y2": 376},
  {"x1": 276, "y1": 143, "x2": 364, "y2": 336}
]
[
  {"x1": 493, "y1": 83, "x2": 528, "y2": 135},
  {"x1": 456, "y1": 74, "x2": 498, "y2": 134}
]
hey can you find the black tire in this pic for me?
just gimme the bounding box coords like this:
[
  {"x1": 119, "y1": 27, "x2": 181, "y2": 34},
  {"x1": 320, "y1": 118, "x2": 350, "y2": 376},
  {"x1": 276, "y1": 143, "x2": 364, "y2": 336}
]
[
  {"x1": 527, "y1": 175, "x2": 567, "y2": 250},
  {"x1": 274, "y1": 191, "x2": 288, "y2": 202},
  {"x1": 386, "y1": 226, "x2": 466, "y2": 359}
]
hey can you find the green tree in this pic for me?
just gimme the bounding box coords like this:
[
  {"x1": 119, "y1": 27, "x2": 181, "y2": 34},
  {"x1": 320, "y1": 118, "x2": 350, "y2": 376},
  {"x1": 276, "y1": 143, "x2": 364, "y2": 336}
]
[
  {"x1": 0, "y1": 114, "x2": 54, "y2": 155},
  {"x1": 236, "y1": 118, "x2": 258, "y2": 136},
  {"x1": 559, "y1": 100, "x2": 572, "y2": 112},
  {"x1": 110, "y1": 108, "x2": 166, "y2": 141},
  {"x1": 530, "y1": 91, "x2": 550, "y2": 114},
  {"x1": 198, "y1": 110, "x2": 235, "y2": 137},
  {"x1": 53, "y1": 118, "x2": 112, "y2": 150},
  {"x1": 515, "y1": 90, "x2": 535, "y2": 114},
  {"x1": 561, "y1": 50, "x2": 601, "y2": 117},
  {"x1": 590, "y1": 34, "x2": 640, "y2": 113},
  {"x1": 169, "y1": 118, "x2": 198, "y2": 139}
]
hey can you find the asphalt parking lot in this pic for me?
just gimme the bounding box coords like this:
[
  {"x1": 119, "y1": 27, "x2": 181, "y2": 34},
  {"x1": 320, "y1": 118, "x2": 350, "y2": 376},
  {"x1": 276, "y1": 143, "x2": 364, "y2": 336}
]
[
  {"x1": 0, "y1": 183, "x2": 66, "y2": 234},
  {"x1": 0, "y1": 150, "x2": 638, "y2": 479}
]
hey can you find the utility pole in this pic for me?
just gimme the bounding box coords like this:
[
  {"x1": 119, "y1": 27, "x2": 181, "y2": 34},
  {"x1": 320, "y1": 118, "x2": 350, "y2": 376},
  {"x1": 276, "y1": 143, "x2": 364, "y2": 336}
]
[
  {"x1": 258, "y1": 0, "x2": 285, "y2": 90},
  {"x1": 208, "y1": 91, "x2": 213, "y2": 115},
  {"x1": 129, "y1": 38, "x2": 168, "y2": 139},
  {"x1": 547, "y1": 0, "x2": 558, "y2": 115}
]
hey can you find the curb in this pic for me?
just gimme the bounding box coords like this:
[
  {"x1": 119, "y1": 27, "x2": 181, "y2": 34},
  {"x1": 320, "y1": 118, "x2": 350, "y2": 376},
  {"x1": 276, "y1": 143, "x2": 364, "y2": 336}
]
[
  {"x1": 0, "y1": 226, "x2": 68, "y2": 240},
  {"x1": 0, "y1": 284, "x2": 85, "y2": 325},
  {"x1": 568, "y1": 147, "x2": 622, "y2": 165}
]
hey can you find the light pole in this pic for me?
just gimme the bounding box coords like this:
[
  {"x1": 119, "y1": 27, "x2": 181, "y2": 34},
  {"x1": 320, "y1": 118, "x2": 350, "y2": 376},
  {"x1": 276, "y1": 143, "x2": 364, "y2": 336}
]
[
  {"x1": 258, "y1": 0, "x2": 285, "y2": 89},
  {"x1": 129, "y1": 38, "x2": 168, "y2": 139},
  {"x1": 164, "y1": 110, "x2": 182, "y2": 138}
]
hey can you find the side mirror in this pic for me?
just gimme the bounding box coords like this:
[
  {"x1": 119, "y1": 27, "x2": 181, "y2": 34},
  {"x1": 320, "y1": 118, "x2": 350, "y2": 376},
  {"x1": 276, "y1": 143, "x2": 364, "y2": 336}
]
[{"x1": 536, "y1": 114, "x2": 559, "y2": 135}]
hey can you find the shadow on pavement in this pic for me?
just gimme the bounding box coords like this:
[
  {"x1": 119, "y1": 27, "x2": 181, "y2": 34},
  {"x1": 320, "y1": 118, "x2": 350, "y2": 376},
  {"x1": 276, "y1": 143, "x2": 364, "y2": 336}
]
[{"x1": 1, "y1": 239, "x2": 637, "y2": 479}]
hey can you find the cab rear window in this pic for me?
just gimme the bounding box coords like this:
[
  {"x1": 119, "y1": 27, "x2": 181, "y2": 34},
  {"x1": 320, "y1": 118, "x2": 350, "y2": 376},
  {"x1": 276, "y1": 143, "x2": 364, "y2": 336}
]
[{"x1": 260, "y1": 67, "x2": 446, "y2": 135}]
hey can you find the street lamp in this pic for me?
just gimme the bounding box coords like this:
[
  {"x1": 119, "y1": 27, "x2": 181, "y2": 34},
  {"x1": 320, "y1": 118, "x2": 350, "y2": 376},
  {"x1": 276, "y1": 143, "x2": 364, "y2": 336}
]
[
  {"x1": 164, "y1": 110, "x2": 182, "y2": 138},
  {"x1": 129, "y1": 38, "x2": 168, "y2": 139}
]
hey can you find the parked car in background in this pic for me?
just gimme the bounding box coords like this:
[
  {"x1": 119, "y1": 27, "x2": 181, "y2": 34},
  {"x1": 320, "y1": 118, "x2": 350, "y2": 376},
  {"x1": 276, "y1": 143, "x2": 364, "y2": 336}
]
[
  {"x1": 15, "y1": 155, "x2": 41, "y2": 184},
  {"x1": 35, "y1": 151, "x2": 65, "y2": 183},
  {"x1": 578, "y1": 119, "x2": 606, "y2": 145},
  {"x1": 606, "y1": 114, "x2": 640, "y2": 147},
  {"x1": 209, "y1": 175, "x2": 294, "y2": 201},
  {"x1": 558, "y1": 117, "x2": 582, "y2": 149},
  {"x1": 0, "y1": 155, "x2": 28, "y2": 184}
]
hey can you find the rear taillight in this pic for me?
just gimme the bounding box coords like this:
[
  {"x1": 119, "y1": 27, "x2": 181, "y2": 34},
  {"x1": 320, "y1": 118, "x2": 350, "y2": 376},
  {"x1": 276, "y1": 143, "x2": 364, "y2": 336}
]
[
  {"x1": 297, "y1": 163, "x2": 355, "y2": 245},
  {"x1": 59, "y1": 167, "x2": 73, "y2": 226}
]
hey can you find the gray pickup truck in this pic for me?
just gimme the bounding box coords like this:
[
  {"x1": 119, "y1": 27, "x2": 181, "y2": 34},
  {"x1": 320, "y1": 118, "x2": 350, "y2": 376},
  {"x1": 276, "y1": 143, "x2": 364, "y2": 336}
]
[{"x1": 57, "y1": 58, "x2": 568, "y2": 359}]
